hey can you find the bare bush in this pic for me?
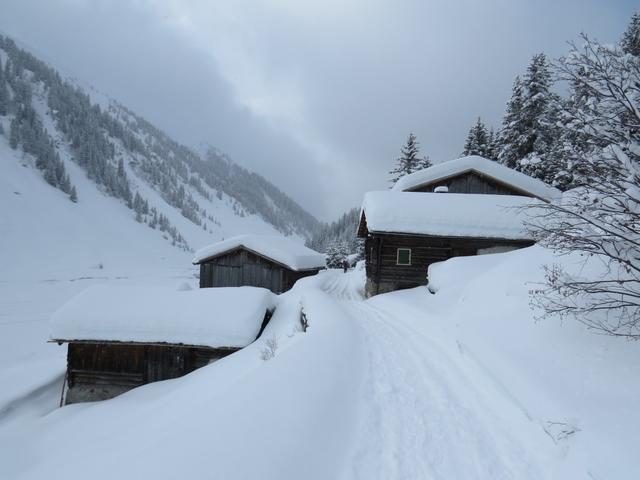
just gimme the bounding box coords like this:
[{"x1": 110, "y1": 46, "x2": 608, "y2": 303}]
[{"x1": 528, "y1": 34, "x2": 640, "y2": 340}]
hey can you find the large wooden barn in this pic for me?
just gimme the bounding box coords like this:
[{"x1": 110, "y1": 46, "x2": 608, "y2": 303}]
[
  {"x1": 358, "y1": 156, "x2": 561, "y2": 296},
  {"x1": 193, "y1": 234, "x2": 326, "y2": 294},
  {"x1": 50, "y1": 285, "x2": 276, "y2": 404}
]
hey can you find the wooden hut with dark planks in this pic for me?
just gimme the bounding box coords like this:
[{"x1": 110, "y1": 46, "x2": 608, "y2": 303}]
[
  {"x1": 358, "y1": 156, "x2": 561, "y2": 296},
  {"x1": 50, "y1": 285, "x2": 276, "y2": 404},
  {"x1": 193, "y1": 234, "x2": 326, "y2": 294}
]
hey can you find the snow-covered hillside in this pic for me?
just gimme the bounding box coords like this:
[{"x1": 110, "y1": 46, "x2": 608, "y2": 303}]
[{"x1": 0, "y1": 35, "x2": 319, "y2": 255}]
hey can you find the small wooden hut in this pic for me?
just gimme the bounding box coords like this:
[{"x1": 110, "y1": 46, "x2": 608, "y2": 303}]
[
  {"x1": 357, "y1": 156, "x2": 561, "y2": 296},
  {"x1": 193, "y1": 234, "x2": 326, "y2": 294},
  {"x1": 50, "y1": 285, "x2": 276, "y2": 404}
]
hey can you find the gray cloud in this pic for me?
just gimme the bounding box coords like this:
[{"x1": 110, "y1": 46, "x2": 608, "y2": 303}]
[{"x1": 0, "y1": 0, "x2": 635, "y2": 219}]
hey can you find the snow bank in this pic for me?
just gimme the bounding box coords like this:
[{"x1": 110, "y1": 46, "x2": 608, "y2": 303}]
[
  {"x1": 50, "y1": 285, "x2": 276, "y2": 348},
  {"x1": 3, "y1": 277, "x2": 365, "y2": 480},
  {"x1": 361, "y1": 190, "x2": 539, "y2": 239},
  {"x1": 193, "y1": 234, "x2": 326, "y2": 271},
  {"x1": 392, "y1": 155, "x2": 562, "y2": 201},
  {"x1": 367, "y1": 246, "x2": 640, "y2": 479}
]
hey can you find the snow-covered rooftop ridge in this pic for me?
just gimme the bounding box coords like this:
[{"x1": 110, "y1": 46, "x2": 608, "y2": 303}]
[
  {"x1": 361, "y1": 191, "x2": 540, "y2": 240},
  {"x1": 391, "y1": 155, "x2": 562, "y2": 201},
  {"x1": 50, "y1": 285, "x2": 276, "y2": 348},
  {"x1": 193, "y1": 234, "x2": 326, "y2": 271}
]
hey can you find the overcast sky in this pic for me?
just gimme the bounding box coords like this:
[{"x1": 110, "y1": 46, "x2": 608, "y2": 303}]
[{"x1": 0, "y1": 0, "x2": 636, "y2": 220}]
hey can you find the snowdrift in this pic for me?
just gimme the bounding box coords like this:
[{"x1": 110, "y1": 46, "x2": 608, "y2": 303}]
[{"x1": 368, "y1": 245, "x2": 640, "y2": 479}]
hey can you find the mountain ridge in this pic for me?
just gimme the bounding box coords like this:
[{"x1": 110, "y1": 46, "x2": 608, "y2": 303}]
[{"x1": 0, "y1": 34, "x2": 320, "y2": 252}]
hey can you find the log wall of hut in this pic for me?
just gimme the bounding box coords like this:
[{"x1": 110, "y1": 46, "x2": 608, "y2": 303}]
[
  {"x1": 406, "y1": 171, "x2": 529, "y2": 197},
  {"x1": 64, "y1": 342, "x2": 238, "y2": 404},
  {"x1": 199, "y1": 248, "x2": 319, "y2": 294},
  {"x1": 364, "y1": 233, "x2": 533, "y2": 296}
]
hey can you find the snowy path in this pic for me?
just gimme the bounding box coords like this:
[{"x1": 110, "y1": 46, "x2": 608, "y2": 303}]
[
  {"x1": 320, "y1": 269, "x2": 365, "y2": 301},
  {"x1": 318, "y1": 270, "x2": 549, "y2": 479}
]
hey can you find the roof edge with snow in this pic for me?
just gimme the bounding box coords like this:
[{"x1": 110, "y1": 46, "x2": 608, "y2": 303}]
[
  {"x1": 192, "y1": 234, "x2": 326, "y2": 272},
  {"x1": 391, "y1": 155, "x2": 562, "y2": 202},
  {"x1": 358, "y1": 191, "x2": 539, "y2": 241},
  {"x1": 50, "y1": 285, "x2": 277, "y2": 349}
]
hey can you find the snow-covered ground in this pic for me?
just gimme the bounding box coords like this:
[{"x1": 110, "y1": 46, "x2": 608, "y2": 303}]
[
  {"x1": 344, "y1": 248, "x2": 639, "y2": 479},
  {"x1": 1, "y1": 145, "x2": 638, "y2": 479}
]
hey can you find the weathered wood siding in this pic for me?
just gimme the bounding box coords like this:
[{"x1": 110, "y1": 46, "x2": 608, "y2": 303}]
[
  {"x1": 199, "y1": 248, "x2": 319, "y2": 293},
  {"x1": 65, "y1": 342, "x2": 236, "y2": 404},
  {"x1": 365, "y1": 233, "x2": 533, "y2": 295},
  {"x1": 408, "y1": 171, "x2": 528, "y2": 196}
]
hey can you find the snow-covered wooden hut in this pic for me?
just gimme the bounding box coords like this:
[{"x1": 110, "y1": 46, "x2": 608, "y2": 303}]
[
  {"x1": 358, "y1": 156, "x2": 560, "y2": 296},
  {"x1": 50, "y1": 285, "x2": 276, "y2": 404},
  {"x1": 193, "y1": 234, "x2": 326, "y2": 294}
]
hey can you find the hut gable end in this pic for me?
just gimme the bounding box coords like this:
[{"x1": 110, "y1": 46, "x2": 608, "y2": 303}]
[
  {"x1": 406, "y1": 170, "x2": 531, "y2": 197},
  {"x1": 392, "y1": 155, "x2": 562, "y2": 202},
  {"x1": 194, "y1": 235, "x2": 325, "y2": 293}
]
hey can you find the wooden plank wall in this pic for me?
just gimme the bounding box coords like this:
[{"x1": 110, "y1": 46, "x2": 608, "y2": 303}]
[
  {"x1": 410, "y1": 171, "x2": 526, "y2": 196},
  {"x1": 365, "y1": 234, "x2": 534, "y2": 294},
  {"x1": 200, "y1": 249, "x2": 284, "y2": 292},
  {"x1": 65, "y1": 343, "x2": 239, "y2": 404},
  {"x1": 200, "y1": 248, "x2": 320, "y2": 293}
]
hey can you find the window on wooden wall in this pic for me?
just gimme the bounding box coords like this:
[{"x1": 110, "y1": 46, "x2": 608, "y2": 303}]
[{"x1": 396, "y1": 248, "x2": 411, "y2": 265}]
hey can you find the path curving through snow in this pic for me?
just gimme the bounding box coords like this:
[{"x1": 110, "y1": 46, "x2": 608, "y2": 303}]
[{"x1": 318, "y1": 269, "x2": 552, "y2": 480}]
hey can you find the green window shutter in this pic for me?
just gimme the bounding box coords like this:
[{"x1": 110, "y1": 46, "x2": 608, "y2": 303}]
[{"x1": 397, "y1": 248, "x2": 411, "y2": 265}]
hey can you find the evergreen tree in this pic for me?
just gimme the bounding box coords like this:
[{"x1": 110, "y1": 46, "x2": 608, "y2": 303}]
[
  {"x1": 497, "y1": 76, "x2": 526, "y2": 168},
  {"x1": 325, "y1": 241, "x2": 349, "y2": 268},
  {"x1": 44, "y1": 160, "x2": 58, "y2": 186},
  {"x1": 497, "y1": 54, "x2": 562, "y2": 184},
  {"x1": 389, "y1": 133, "x2": 432, "y2": 184},
  {"x1": 9, "y1": 117, "x2": 19, "y2": 149},
  {"x1": 519, "y1": 53, "x2": 553, "y2": 159},
  {"x1": 486, "y1": 128, "x2": 500, "y2": 161},
  {"x1": 0, "y1": 61, "x2": 8, "y2": 116},
  {"x1": 60, "y1": 173, "x2": 72, "y2": 194},
  {"x1": 462, "y1": 117, "x2": 490, "y2": 157},
  {"x1": 69, "y1": 186, "x2": 78, "y2": 203},
  {"x1": 621, "y1": 11, "x2": 640, "y2": 56}
]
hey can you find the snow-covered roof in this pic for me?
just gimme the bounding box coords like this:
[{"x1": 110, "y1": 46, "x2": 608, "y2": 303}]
[
  {"x1": 193, "y1": 234, "x2": 326, "y2": 271},
  {"x1": 360, "y1": 191, "x2": 539, "y2": 240},
  {"x1": 50, "y1": 285, "x2": 276, "y2": 348},
  {"x1": 391, "y1": 155, "x2": 561, "y2": 201}
]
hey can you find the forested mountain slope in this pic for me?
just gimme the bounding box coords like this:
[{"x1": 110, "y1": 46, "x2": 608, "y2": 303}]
[{"x1": 0, "y1": 35, "x2": 319, "y2": 252}]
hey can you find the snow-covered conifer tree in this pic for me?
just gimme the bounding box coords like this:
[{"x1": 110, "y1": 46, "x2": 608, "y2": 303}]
[
  {"x1": 497, "y1": 76, "x2": 526, "y2": 168},
  {"x1": 486, "y1": 128, "x2": 500, "y2": 161},
  {"x1": 0, "y1": 61, "x2": 8, "y2": 116},
  {"x1": 462, "y1": 118, "x2": 490, "y2": 157},
  {"x1": 497, "y1": 54, "x2": 563, "y2": 184},
  {"x1": 9, "y1": 117, "x2": 19, "y2": 149},
  {"x1": 389, "y1": 133, "x2": 431, "y2": 184},
  {"x1": 325, "y1": 241, "x2": 349, "y2": 268},
  {"x1": 517, "y1": 53, "x2": 554, "y2": 174},
  {"x1": 621, "y1": 11, "x2": 640, "y2": 56}
]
